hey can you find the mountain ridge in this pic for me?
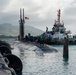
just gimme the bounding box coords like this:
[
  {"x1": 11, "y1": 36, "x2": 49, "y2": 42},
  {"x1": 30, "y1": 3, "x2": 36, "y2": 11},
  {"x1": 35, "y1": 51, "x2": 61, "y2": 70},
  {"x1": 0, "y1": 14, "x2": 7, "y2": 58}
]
[{"x1": 0, "y1": 23, "x2": 44, "y2": 36}]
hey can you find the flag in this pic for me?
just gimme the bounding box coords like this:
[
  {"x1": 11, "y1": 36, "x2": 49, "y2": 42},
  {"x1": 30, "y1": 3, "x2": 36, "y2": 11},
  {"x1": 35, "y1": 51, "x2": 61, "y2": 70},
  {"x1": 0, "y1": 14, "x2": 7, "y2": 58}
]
[{"x1": 25, "y1": 17, "x2": 29, "y2": 20}]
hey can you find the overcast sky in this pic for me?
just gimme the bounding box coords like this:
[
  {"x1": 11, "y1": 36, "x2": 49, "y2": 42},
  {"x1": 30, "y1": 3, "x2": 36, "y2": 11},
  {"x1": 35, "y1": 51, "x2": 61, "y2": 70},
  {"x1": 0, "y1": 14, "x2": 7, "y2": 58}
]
[{"x1": 0, "y1": 0, "x2": 76, "y2": 34}]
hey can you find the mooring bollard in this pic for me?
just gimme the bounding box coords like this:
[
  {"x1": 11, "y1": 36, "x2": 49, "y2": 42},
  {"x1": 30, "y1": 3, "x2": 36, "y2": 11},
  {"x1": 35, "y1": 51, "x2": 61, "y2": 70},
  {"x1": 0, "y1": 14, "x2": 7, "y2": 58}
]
[{"x1": 63, "y1": 37, "x2": 69, "y2": 59}]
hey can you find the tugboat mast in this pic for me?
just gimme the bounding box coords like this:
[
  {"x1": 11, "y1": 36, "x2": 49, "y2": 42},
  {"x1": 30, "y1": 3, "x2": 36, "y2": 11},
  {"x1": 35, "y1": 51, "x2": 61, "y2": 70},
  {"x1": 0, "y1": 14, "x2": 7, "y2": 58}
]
[{"x1": 57, "y1": 9, "x2": 61, "y2": 25}]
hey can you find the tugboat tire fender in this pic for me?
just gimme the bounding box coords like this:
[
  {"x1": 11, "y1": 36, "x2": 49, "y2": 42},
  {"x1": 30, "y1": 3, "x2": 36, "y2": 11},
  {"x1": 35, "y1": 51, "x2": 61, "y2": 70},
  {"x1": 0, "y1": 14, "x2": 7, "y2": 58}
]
[
  {"x1": 4, "y1": 54, "x2": 23, "y2": 73},
  {"x1": 0, "y1": 45, "x2": 12, "y2": 55}
]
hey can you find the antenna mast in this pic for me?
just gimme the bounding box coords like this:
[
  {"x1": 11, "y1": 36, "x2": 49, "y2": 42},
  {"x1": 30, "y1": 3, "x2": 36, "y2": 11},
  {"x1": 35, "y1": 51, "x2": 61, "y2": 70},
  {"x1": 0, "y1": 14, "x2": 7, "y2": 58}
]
[
  {"x1": 57, "y1": 9, "x2": 61, "y2": 24},
  {"x1": 19, "y1": 8, "x2": 25, "y2": 41}
]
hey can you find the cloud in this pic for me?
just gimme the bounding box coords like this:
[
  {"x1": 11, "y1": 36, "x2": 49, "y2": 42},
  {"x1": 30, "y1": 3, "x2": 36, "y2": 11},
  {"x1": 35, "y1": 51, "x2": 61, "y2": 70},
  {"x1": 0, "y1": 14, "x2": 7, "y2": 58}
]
[
  {"x1": 0, "y1": 0, "x2": 76, "y2": 34},
  {"x1": 0, "y1": 0, "x2": 10, "y2": 11}
]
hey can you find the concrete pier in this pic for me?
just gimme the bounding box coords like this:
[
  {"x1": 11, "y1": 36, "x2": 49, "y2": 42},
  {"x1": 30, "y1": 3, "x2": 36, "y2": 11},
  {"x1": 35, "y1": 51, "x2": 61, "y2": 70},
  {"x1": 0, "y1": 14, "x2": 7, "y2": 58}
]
[{"x1": 0, "y1": 53, "x2": 12, "y2": 75}]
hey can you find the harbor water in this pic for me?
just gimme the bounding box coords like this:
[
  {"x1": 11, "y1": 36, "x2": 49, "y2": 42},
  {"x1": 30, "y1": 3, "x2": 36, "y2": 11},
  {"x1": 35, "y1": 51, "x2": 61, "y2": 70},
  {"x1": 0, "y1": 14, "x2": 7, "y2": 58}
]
[{"x1": 1, "y1": 38, "x2": 76, "y2": 75}]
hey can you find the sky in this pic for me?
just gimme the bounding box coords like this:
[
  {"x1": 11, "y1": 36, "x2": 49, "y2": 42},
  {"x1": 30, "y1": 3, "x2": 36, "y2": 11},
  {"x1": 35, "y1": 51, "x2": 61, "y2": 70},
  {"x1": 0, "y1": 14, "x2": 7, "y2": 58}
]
[{"x1": 0, "y1": 0, "x2": 76, "y2": 34}]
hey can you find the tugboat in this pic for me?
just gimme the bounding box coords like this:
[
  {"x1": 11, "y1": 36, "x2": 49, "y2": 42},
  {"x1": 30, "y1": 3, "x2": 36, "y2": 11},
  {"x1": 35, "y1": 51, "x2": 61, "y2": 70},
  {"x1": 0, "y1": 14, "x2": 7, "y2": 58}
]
[{"x1": 40, "y1": 9, "x2": 76, "y2": 45}]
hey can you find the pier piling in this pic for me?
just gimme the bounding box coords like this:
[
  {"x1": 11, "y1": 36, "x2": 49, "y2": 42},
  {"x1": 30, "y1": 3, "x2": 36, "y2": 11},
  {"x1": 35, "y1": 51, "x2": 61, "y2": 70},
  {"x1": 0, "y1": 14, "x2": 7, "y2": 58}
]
[{"x1": 63, "y1": 36, "x2": 69, "y2": 59}]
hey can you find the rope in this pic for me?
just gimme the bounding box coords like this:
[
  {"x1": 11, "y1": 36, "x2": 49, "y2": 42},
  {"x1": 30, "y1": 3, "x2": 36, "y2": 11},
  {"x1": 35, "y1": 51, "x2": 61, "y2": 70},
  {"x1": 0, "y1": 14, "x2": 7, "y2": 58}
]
[{"x1": 0, "y1": 62, "x2": 17, "y2": 75}]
